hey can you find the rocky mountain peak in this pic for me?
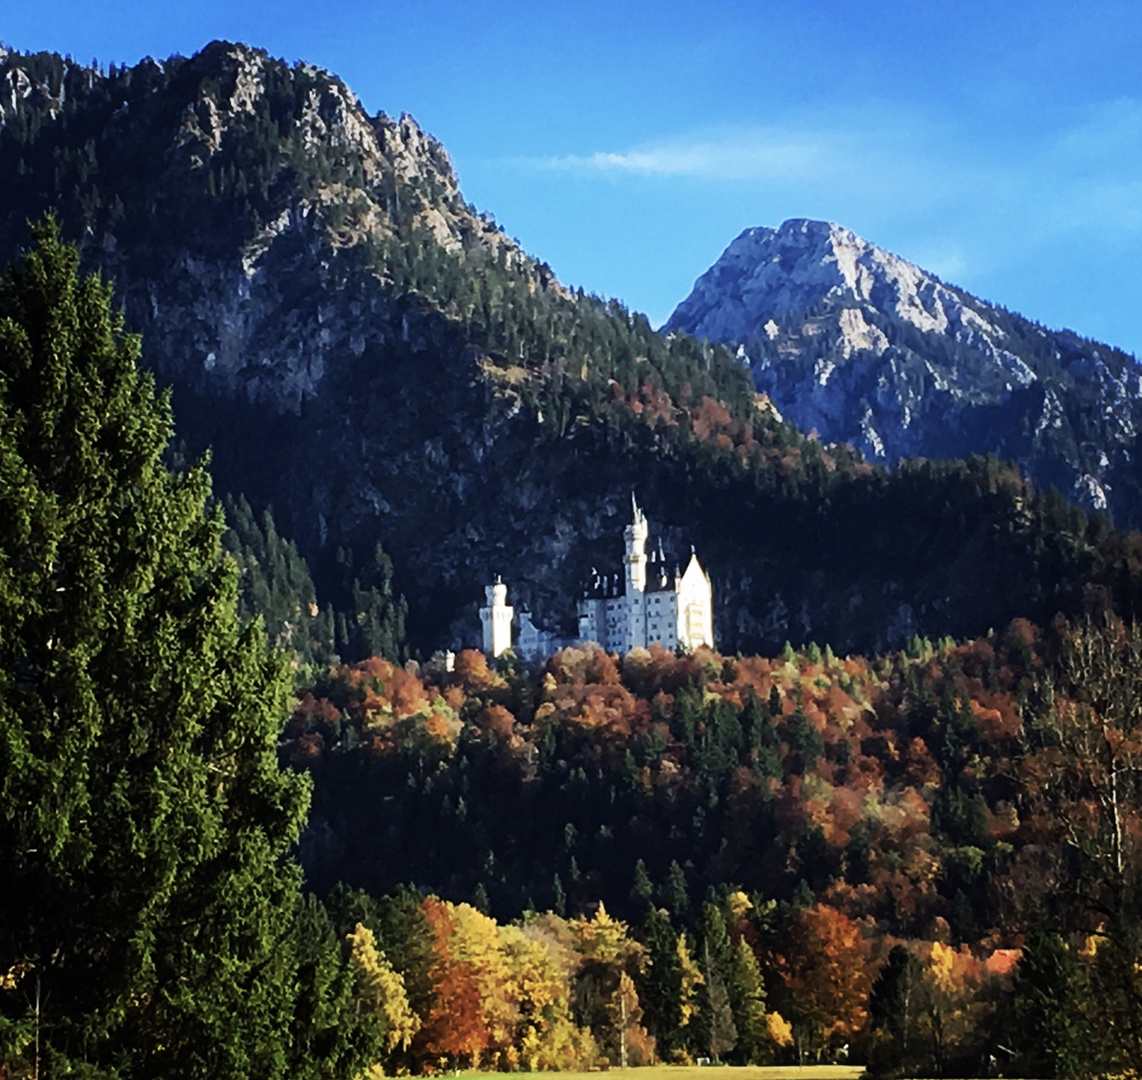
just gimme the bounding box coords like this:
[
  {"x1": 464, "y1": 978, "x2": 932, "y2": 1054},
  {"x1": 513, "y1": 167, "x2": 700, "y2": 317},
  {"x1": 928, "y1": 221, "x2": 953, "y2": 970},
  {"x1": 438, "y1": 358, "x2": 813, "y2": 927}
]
[
  {"x1": 668, "y1": 219, "x2": 1142, "y2": 522},
  {"x1": 0, "y1": 41, "x2": 559, "y2": 411},
  {"x1": 668, "y1": 218, "x2": 1003, "y2": 352}
]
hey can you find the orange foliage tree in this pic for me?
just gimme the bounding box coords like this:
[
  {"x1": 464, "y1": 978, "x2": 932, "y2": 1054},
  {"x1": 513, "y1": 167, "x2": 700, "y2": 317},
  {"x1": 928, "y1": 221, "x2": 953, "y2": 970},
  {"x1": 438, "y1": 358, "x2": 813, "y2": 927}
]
[{"x1": 778, "y1": 903, "x2": 873, "y2": 1061}]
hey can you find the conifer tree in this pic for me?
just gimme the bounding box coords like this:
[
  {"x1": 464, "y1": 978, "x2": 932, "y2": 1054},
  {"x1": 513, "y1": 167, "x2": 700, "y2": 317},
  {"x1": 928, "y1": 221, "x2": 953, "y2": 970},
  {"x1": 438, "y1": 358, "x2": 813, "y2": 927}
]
[
  {"x1": 639, "y1": 907, "x2": 684, "y2": 1054},
  {"x1": 221, "y1": 493, "x2": 336, "y2": 669},
  {"x1": 698, "y1": 942, "x2": 737, "y2": 1063},
  {"x1": 662, "y1": 859, "x2": 690, "y2": 918},
  {"x1": 1012, "y1": 931, "x2": 1090, "y2": 1078},
  {"x1": 696, "y1": 903, "x2": 737, "y2": 1061},
  {"x1": 726, "y1": 937, "x2": 767, "y2": 1063},
  {"x1": 630, "y1": 858, "x2": 654, "y2": 912},
  {"x1": 868, "y1": 944, "x2": 921, "y2": 1075},
  {"x1": 0, "y1": 220, "x2": 314, "y2": 1077}
]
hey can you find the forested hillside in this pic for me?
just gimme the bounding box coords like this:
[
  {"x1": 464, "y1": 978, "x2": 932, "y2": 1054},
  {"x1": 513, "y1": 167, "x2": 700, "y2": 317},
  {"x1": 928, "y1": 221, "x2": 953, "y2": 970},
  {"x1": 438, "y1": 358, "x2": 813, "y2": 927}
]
[{"x1": 4, "y1": 42, "x2": 1141, "y2": 658}]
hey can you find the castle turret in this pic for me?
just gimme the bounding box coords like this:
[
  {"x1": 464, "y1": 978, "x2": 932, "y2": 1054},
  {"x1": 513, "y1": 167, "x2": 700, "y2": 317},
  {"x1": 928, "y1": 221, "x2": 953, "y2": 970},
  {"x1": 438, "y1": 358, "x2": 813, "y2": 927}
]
[
  {"x1": 479, "y1": 578, "x2": 514, "y2": 657},
  {"x1": 623, "y1": 496, "x2": 649, "y2": 595}
]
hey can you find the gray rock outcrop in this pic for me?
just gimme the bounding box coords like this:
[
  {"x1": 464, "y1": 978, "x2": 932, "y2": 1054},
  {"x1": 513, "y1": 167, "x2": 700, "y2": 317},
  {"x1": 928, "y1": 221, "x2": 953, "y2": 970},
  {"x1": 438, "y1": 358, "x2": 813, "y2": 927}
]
[{"x1": 667, "y1": 218, "x2": 1142, "y2": 522}]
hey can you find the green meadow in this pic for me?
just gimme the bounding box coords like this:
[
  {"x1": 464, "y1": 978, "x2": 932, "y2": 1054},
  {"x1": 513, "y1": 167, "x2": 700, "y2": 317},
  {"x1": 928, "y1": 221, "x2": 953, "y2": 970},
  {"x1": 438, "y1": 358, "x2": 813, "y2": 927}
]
[{"x1": 464, "y1": 1068, "x2": 867, "y2": 1080}]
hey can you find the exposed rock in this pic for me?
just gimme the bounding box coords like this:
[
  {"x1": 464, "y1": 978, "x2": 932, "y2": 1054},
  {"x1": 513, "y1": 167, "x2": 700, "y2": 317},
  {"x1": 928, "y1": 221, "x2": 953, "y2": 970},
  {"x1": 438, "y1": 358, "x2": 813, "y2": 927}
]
[{"x1": 668, "y1": 219, "x2": 1142, "y2": 524}]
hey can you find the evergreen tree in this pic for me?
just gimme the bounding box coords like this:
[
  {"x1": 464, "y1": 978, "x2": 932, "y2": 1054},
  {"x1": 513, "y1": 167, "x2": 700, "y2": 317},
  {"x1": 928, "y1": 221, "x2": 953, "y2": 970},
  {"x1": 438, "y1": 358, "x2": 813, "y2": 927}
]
[
  {"x1": 662, "y1": 859, "x2": 690, "y2": 919},
  {"x1": 288, "y1": 893, "x2": 379, "y2": 1078},
  {"x1": 0, "y1": 220, "x2": 322, "y2": 1077},
  {"x1": 639, "y1": 907, "x2": 684, "y2": 1055},
  {"x1": 630, "y1": 857, "x2": 654, "y2": 912},
  {"x1": 696, "y1": 904, "x2": 737, "y2": 1061},
  {"x1": 335, "y1": 542, "x2": 408, "y2": 663},
  {"x1": 222, "y1": 493, "x2": 335, "y2": 669},
  {"x1": 698, "y1": 941, "x2": 737, "y2": 1062},
  {"x1": 726, "y1": 938, "x2": 767, "y2": 1063},
  {"x1": 868, "y1": 944, "x2": 922, "y2": 1076},
  {"x1": 1012, "y1": 931, "x2": 1090, "y2": 1078},
  {"x1": 698, "y1": 901, "x2": 733, "y2": 974}
]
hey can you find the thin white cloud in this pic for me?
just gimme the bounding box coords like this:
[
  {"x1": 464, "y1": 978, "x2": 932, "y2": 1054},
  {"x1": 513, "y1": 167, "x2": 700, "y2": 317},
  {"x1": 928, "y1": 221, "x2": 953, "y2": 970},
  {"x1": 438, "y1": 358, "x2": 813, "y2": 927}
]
[
  {"x1": 522, "y1": 96, "x2": 1142, "y2": 257},
  {"x1": 503, "y1": 97, "x2": 1142, "y2": 352},
  {"x1": 1051, "y1": 97, "x2": 1142, "y2": 164},
  {"x1": 541, "y1": 131, "x2": 830, "y2": 181}
]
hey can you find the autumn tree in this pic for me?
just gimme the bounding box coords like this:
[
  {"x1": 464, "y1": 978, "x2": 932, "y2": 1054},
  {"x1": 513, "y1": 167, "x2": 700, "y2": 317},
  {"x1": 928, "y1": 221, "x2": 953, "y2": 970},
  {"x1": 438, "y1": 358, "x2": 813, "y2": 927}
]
[
  {"x1": 1024, "y1": 615, "x2": 1142, "y2": 1069},
  {"x1": 779, "y1": 903, "x2": 872, "y2": 1062},
  {"x1": 418, "y1": 897, "x2": 515, "y2": 1069},
  {"x1": 571, "y1": 904, "x2": 650, "y2": 1065},
  {"x1": 0, "y1": 220, "x2": 322, "y2": 1077},
  {"x1": 500, "y1": 918, "x2": 592, "y2": 1071},
  {"x1": 347, "y1": 924, "x2": 421, "y2": 1067}
]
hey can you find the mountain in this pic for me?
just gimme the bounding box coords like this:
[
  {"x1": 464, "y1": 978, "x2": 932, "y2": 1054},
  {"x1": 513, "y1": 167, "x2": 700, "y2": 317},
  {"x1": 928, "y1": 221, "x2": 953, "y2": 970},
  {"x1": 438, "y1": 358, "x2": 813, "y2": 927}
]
[
  {"x1": 666, "y1": 219, "x2": 1142, "y2": 523},
  {"x1": 3, "y1": 44, "x2": 1142, "y2": 659}
]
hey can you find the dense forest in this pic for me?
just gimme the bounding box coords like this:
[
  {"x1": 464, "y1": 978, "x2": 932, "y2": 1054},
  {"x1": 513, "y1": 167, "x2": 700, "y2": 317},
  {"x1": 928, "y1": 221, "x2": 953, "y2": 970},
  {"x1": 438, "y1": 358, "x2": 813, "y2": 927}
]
[{"x1": 279, "y1": 616, "x2": 1142, "y2": 1075}]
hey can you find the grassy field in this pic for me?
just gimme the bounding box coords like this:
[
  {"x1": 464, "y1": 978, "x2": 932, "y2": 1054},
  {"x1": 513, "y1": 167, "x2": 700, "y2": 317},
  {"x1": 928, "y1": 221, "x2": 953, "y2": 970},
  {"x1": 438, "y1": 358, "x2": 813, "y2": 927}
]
[{"x1": 463, "y1": 1068, "x2": 866, "y2": 1080}]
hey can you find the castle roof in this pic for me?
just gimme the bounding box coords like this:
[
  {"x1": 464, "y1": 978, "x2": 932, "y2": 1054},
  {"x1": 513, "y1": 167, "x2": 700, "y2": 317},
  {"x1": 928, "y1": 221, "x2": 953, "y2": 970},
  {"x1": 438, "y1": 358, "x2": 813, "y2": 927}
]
[{"x1": 645, "y1": 564, "x2": 682, "y2": 593}]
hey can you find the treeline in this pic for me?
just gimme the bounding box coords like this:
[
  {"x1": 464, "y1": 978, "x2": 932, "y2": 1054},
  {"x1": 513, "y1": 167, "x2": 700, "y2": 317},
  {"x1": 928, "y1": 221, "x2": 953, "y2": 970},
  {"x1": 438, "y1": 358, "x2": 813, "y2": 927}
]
[{"x1": 314, "y1": 880, "x2": 1075, "y2": 1077}]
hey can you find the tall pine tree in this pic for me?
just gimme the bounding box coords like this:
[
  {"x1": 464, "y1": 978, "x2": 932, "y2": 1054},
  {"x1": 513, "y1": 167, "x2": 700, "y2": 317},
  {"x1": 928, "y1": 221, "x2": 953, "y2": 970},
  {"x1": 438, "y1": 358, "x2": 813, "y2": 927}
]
[{"x1": 0, "y1": 220, "x2": 316, "y2": 1077}]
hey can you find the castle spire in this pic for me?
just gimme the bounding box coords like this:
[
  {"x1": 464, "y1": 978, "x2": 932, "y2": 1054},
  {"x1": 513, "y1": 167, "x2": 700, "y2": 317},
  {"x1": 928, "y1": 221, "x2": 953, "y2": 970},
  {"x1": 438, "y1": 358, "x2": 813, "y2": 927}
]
[{"x1": 623, "y1": 494, "x2": 649, "y2": 595}]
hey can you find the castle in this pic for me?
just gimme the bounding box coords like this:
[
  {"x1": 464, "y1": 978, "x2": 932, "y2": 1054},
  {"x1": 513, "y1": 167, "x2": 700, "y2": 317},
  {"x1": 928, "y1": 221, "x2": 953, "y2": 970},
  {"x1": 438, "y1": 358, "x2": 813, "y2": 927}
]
[{"x1": 480, "y1": 499, "x2": 714, "y2": 658}]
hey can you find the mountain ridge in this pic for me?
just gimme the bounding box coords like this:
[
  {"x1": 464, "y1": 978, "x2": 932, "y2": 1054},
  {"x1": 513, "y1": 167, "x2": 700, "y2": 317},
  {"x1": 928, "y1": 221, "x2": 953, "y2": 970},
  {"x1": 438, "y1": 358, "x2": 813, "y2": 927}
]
[
  {"x1": 4, "y1": 43, "x2": 1142, "y2": 660},
  {"x1": 667, "y1": 218, "x2": 1142, "y2": 522}
]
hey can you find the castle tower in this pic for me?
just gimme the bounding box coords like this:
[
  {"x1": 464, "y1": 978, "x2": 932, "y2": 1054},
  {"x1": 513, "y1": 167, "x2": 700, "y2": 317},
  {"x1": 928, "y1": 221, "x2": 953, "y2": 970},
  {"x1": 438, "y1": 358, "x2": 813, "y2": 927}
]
[
  {"x1": 676, "y1": 553, "x2": 714, "y2": 650},
  {"x1": 479, "y1": 578, "x2": 514, "y2": 657},
  {"x1": 577, "y1": 500, "x2": 714, "y2": 654},
  {"x1": 624, "y1": 495, "x2": 649, "y2": 595},
  {"x1": 623, "y1": 496, "x2": 649, "y2": 651}
]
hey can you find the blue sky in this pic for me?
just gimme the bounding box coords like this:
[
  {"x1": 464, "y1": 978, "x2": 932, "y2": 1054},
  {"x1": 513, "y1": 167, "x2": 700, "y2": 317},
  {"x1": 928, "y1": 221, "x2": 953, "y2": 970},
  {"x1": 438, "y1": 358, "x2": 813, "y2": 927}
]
[{"x1": 6, "y1": 0, "x2": 1142, "y2": 354}]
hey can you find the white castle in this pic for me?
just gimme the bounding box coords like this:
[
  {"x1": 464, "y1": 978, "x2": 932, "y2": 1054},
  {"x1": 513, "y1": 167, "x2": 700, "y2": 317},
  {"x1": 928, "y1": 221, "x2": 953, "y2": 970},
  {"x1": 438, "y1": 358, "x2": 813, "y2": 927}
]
[{"x1": 480, "y1": 499, "x2": 714, "y2": 658}]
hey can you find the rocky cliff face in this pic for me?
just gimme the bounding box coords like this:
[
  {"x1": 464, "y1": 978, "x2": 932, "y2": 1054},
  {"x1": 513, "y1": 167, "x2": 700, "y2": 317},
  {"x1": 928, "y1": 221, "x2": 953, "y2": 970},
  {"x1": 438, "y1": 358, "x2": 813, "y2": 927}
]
[
  {"x1": 1, "y1": 41, "x2": 536, "y2": 411},
  {"x1": 667, "y1": 219, "x2": 1142, "y2": 523}
]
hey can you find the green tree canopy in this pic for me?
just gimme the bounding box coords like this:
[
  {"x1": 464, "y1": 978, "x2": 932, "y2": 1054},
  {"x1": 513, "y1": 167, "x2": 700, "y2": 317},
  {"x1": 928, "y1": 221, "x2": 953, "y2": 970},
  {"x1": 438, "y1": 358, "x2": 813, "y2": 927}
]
[{"x1": 0, "y1": 219, "x2": 314, "y2": 1077}]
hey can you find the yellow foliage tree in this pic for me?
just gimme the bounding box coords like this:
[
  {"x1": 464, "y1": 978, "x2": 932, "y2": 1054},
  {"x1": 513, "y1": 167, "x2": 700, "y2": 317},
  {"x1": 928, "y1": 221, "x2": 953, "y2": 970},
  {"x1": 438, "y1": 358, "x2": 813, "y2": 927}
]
[
  {"x1": 347, "y1": 924, "x2": 421, "y2": 1055},
  {"x1": 677, "y1": 934, "x2": 704, "y2": 1029},
  {"x1": 767, "y1": 1011, "x2": 794, "y2": 1047}
]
